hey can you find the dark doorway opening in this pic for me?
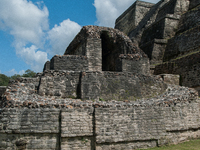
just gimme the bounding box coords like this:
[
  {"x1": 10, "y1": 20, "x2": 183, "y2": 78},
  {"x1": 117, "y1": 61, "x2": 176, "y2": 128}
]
[{"x1": 101, "y1": 31, "x2": 122, "y2": 71}]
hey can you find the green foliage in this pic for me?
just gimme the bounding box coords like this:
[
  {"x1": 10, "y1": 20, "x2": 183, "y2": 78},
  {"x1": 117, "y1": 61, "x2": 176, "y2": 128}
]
[
  {"x1": 22, "y1": 69, "x2": 36, "y2": 78},
  {"x1": 10, "y1": 74, "x2": 21, "y2": 80},
  {"x1": 0, "y1": 69, "x2": 36, "y2": 86},
  {"x1": 0, "y1": 74, "x2": 10, "y2": 86}
]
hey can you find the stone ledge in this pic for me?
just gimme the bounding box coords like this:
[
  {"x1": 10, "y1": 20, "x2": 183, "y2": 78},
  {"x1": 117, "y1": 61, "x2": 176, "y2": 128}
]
[
  {"x1": 140, "y1": 38, "x2": 168, "y2": 48},
  {"x1": 1, "y1": 84, "x2": 198, "y2": 109}
]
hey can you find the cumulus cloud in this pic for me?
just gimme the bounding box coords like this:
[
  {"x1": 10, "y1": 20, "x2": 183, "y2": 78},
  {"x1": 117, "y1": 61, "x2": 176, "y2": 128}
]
[
  {"x1": 94, "y1": 0, "x2": 160, "y2": 27},
  {"x1": 0, "y1": 0, "x2": 50, "y2": 73},
  {"x1": 16, "y1": 44, "x2": 48, "y2": 72},
  {"x1": 0, "y1": 0, "x2": 49, "y2": 46},
  {"x1": 0, "y1": 0, "x2": 82, "y2": 74},
  {"x1": 48, "y1": 19, "x2": 81, "y2": 55}
]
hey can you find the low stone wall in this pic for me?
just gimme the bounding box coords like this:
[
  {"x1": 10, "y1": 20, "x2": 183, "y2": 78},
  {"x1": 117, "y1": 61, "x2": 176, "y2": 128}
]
[
  {"x1": 49, "y1": 55, "x2": 88, "y2": 71},
  {"x1": 38, "y1": 70, "x2": 81, "y2": 98},
  {"x1": 81, "y1": 71, "x2": 167, "y2": 101},
  {"x1": 0, "y1": 85, "x2": 200, "y2": 150},
  {"x1": 8, "y1": 70, "x2": 168, "y2": 101},
  {"x1": 120, "y1": 54, "x2": 150, "y2": 74}
]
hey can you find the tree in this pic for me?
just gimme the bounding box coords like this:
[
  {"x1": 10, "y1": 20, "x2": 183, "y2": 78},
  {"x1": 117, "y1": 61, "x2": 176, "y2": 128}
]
[
  {"x1": 22, "y1": 69, "x2": 36, "y2": 78},
  {"x1": 0, "y1": 74, "x2": 10, "y2": 86},
  {"x1": 10, "y1": 74, "x2": 21, "y2": 80},
  {"x1": 0, "y1": 69, "x2": 36, "y2": 86}
]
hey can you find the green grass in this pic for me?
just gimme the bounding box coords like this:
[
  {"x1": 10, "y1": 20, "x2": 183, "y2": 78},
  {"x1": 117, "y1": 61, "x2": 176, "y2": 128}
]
[{"x1": 138, "y1": 139, "x2": 200, "y2": 150}]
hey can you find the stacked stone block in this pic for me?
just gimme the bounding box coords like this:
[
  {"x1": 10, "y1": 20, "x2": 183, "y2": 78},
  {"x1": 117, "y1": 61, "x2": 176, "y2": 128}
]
[
  {"x1": 49, "y1": 55, "x2": 88, "y2": 71},
  {"x1": 38, "y1": 70, "x2": 81, "y2": 98},
  {"x1": 115, "y1": 1, "x2": 154, "y2": 35},
  {"x1": 116, "y1": 0, "x2": 189, "y2": 64},
  {"x1": 1, "y1": 90, "x2": 200, "y2": 150},
  {"x1": 154, "y1": 0, "x2": 200, "y2": 94},
  {"x1": 80, "y1": 71, "x2": 167, "y2": 101}
]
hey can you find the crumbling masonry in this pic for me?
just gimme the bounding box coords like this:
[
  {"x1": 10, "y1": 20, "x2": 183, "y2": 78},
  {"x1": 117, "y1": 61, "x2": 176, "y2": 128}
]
[{"x1": 1, "y1": 0, "x2": 200, "y2": 150}]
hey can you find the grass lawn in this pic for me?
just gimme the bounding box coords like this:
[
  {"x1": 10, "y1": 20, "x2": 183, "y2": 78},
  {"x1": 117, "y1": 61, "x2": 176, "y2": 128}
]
[{"x1": 138, "y1": 139, "x2": 200, "y2": 150}]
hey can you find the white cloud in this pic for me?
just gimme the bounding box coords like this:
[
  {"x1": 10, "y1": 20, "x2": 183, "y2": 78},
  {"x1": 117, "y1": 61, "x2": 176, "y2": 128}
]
[
  {"x1": 0, "y1": 0, "x2": 49, "y2": 46},
  {"x1": 0, "y1": 0, "x2": 82, "y2": 74},
  {"x1": 5, "y1": 69, "x2": 25, "y2": 77},
  {"x1": 0, "y1": 0, "x2": 49, "y2": 73},
  {"x1": 94, "y1": 0, "x2": 160, "y2": 27},
  {"x1": 16, "y1": 44, "x2": 48, "y2": 72},
  {"x1": 48, "y1": 19, "x2": 81, "y2": 55}
]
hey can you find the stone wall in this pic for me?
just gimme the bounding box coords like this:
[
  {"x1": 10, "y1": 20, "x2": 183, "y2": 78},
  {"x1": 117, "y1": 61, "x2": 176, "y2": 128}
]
[
  {"x1": 81, "y1": 71, "x2": 167, "y2": 101},
  {"x1": 163, "y1": 25, "x2": 200, "y2": 61},
  {"x1": 0, "y1": 86, "x2": 6, "y2": 97},
  {"x1": 115, "y1": 0, "x2": 189, "y2": 64},
  {"x1": 49, "y1": 55, "x2": 88, "y2": 71},
  {"x1": 120, "y1": 55, "x2": 150, "y2": 75},
  {"x1": 140, "y1": 39, "x2": 168, "y2": 64},
  {"x1": 162, "y1": 2, "x2": 200, "y2": 61},
  {"x1": 64, "y1": 26, "x2": 149, "y2": 74},
  {"x1": 189, "y1": 0, "x2": 200, "y2": 10},
  {"x1": 115, "y1": 1, "x2": 154, "y2": 35},
  {"x1": 152, "y1": 0, "x2": 200, "y2": 95},
  {"x1": 0, "y1": 85, "x2": 200, "y2": 150},
  {"x1": 154, "y1": 52, "x2": 200, "y2": 94},
  {"x1": 38, "y1": 70, "x2": 81, "y2": 98},
  {"x1": 128, "y1": 0, "x2": 170, "y2": 44},
  {"x1": 177, "y1": 4, "x2": 200, "y2": 34}
]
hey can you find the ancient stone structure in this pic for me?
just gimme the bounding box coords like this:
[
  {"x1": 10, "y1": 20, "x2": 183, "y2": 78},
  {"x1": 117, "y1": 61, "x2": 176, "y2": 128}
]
[
  {"x1": 41, "y1": 26, "x2": 163, "y2": 101},
  {"x1": 115, "y1": 0, "x2": 189, "y2": 64},
  {"x1": 115, "y1": 0, "x2": 200, "y2": 94},
  {"x1": 0, "y1": 77, "x2": 199, "y2": 150},
  {"x1": 1, "y1": 0, "x2": 200, "y2": 150}
]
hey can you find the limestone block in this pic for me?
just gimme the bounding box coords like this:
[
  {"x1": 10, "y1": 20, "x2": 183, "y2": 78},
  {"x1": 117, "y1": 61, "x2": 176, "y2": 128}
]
[{"x1": 61, "y1": 108, "x2": 94, "y2": 137}]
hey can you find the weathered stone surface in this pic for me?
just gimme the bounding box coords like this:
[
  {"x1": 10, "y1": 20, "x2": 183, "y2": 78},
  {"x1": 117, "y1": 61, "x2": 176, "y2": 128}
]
[
  {"x1": 115, "y1": 1, "x2": 154, "y2": 35},
  {"x1": 0, "y1": 86, "x2": 6, "y2": 97},
  {"x1": 154, "y1": 51, "x2": 200, "y2": 94},
  {"x1": 156, "y1": 74, "x2": 180, "y2": 85},
  {"x1": 38, "y1": 70, "x2": 81, "y2": 98},
  {"x1": 49, "y1": 55, "x2": 88, "y2": 71},
  {"x1": 81, "y1": 71, "x2": 167, "y2": 101},
  {"x1": 189, "y1": 0, "x2": 200, "y2": 10},
  {"x1": 64, "y1": 25, "x2": 149, "y2": 74},
  {"x1": 116, "y1": 0, "x2": 189, "y2": 64},
  {"x1": 2, "y1": 0, "x2": 200, "y2": 149},
  {"x1": 61, "y1": 108, "x2": 93, "y2": 137},
  {"x1": 163, "y1": 25, "x2": 200, "y2": 61},
  {"x1": 0, "y1": 84, "x2": 199, "y2": 149}
]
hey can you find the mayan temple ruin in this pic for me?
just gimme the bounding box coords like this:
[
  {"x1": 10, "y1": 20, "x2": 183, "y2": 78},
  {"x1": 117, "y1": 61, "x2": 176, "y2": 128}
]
[{"x1": 1, "y1": 0, "x2": 200, "y2": 149}]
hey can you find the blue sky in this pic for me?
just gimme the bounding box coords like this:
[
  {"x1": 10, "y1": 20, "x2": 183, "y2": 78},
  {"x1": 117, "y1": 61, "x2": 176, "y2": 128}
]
[{"x1": 0, "y1": 0, "x2": 159, "y2": 76}]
